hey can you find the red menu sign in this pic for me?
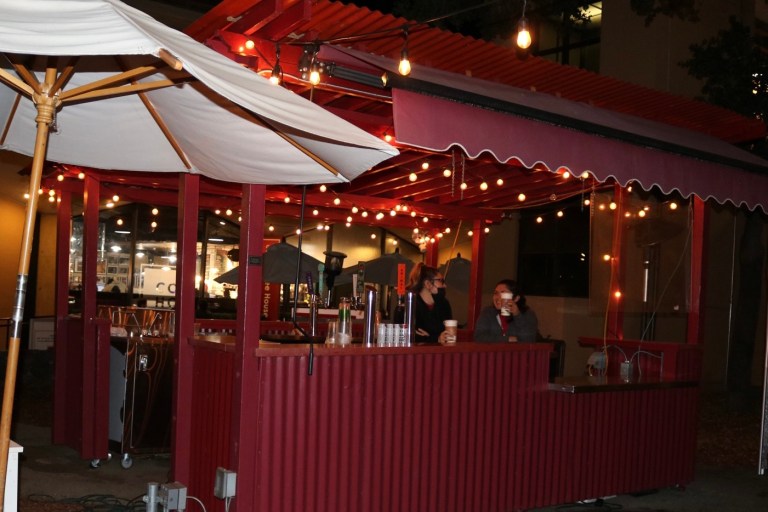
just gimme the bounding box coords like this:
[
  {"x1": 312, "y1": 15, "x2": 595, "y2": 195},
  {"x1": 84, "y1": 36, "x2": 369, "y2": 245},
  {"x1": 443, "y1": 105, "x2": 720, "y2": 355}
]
[{"x1": 397, "y1": 263, "x2": 406, "y2": 295}]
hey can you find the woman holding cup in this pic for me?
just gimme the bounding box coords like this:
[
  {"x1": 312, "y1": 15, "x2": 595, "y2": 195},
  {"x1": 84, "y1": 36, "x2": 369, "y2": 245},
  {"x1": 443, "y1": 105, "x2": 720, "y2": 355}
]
[{"x1": 474, "y1": 279, "x2": 538, "y2": 343}]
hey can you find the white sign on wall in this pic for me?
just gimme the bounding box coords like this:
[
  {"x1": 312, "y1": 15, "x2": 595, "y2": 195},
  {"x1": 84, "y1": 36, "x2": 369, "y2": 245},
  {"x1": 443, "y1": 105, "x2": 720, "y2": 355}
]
[{"x1": 141, "y1": 266, "x2": 177, "y2": 296}]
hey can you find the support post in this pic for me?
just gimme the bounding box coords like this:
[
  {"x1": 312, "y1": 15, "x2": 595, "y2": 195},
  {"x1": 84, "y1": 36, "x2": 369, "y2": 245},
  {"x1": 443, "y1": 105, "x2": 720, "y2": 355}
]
[
  {"x1": 230, "y1": 184, "x2": 266, "y2": 511},
  {"x1": 171, "y1": 174, "x2": 199, "y2": 483}
]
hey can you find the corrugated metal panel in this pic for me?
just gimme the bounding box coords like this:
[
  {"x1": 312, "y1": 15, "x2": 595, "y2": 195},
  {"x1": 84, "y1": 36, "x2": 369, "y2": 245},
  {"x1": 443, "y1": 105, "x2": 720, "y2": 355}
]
[
  {"x1": 188, "y1": 344, "x2": 235, "y2": 511},
  {"x1": 201, "y1": 0, "x2": 764, "y2": 143},
  {"x1": 186, "y1": 344, "x2": 697, "y2": 511}
]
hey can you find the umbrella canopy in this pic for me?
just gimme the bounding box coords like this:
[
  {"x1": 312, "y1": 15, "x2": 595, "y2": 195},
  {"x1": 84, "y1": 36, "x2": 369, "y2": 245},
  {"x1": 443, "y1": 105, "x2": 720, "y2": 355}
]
[
  {"x1": 0, "y1": 0, "x2": 397, "y2": 183},
  {"x1": 338, "y1": 251, "x2": 415, "y2": 286},
  {"x1": 215, "y1": 243, "x2": 322, "y2": 285},
  {"x1": 439, "y1": 253, "x2": 471, "y2": 292},
  {"x1": 0, "y1": 0, "x2": 396, "y2": 492}
]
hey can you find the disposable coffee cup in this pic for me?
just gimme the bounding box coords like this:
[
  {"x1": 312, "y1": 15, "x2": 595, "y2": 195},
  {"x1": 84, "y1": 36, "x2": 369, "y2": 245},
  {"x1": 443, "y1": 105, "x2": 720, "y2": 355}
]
[
  {"x1": 443, "y1": 319, "x2": 458, "y2": 344},
  {"x1": 500, "y1": 292, "x2": 514, "y2": 316}
]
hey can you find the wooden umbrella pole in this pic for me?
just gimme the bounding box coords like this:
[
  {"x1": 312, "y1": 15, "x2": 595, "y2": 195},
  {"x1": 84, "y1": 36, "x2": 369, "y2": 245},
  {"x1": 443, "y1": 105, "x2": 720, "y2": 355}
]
[{"x1": 0, "y1": 70, "x2": 58, "y2": 510}]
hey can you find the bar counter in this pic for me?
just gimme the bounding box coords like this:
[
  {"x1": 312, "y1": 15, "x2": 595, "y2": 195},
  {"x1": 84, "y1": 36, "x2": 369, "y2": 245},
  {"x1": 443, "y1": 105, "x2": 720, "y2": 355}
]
[{"x1": 186, "y1": 334, "x2": 700, "y2": 512}]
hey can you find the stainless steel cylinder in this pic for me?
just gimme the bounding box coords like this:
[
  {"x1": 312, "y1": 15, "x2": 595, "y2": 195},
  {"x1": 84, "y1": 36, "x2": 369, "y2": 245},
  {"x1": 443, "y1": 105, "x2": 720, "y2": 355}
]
[
  {"x1": 403, "y1": 291, "x2": 415, "y2": 346},
  {"x1": 362, "y1": 289, "x2": 377, "y2": 347}
]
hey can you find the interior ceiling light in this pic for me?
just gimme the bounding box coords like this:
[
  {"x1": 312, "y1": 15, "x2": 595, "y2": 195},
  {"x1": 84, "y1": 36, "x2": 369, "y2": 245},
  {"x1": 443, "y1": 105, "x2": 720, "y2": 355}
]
[
  {"x1": 298, "y1": 46, "x2": 311, "y2": 79},
  {"x1": 269, "y1": 44, "x2": 283, "y2": 86},
  {"x1": 398, "y1": 25, "x2": 411, "y2": 76},
  {"x1": 516, "y1": 0, "x2": 532, "y2": 49}
]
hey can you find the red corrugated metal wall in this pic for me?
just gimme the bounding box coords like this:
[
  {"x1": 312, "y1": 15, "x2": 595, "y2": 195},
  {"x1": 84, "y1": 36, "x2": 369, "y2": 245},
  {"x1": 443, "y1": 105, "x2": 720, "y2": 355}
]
[{"x1": 188, "y1": 344, "x2": 697, "y2": 511}]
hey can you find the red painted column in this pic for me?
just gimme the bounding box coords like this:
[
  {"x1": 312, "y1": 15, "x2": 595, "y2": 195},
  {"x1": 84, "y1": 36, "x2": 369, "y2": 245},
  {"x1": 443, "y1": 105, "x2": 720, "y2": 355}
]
[
  {"x1": 80, "y1": 175, "x2": 100, "y2": 456},
  {"x1": 230, "y1": 184, "x2": 265, "y2": 511},
  {"x1": 687, "y1": 197, "x2": 706, "y2": 345},
  {"x1": 52, "y1": 189, "x2": 72, "y2": 445},
  {"x1": 171, "y1": 174, "x2": 199, "y2": 483},
  {"x1": 467, "y1": 219, "x2": 485, "y2": 331}
]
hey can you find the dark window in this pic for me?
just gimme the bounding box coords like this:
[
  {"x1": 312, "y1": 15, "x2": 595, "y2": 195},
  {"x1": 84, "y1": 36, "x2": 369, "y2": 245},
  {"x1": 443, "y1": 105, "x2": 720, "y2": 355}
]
[{"x1": 517, "y1": 197, "x2": 590, "y2": 297}]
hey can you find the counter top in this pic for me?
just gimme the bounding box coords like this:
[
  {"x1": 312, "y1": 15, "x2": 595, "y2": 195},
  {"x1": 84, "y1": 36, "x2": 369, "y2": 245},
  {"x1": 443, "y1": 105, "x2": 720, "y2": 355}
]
[{"x1": 549, "y1": 375, "x2": 698, "y2": 393}]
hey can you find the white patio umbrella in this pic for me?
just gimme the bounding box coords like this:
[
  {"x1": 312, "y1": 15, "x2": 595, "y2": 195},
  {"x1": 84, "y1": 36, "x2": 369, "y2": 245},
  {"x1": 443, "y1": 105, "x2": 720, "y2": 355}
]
[{"x1": 0, "y1": 0, "x2": 397, "y2": 497}]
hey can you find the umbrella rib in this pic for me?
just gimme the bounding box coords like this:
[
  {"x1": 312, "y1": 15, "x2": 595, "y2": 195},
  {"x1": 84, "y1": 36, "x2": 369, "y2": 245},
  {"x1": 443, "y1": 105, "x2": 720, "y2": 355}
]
[
  {"x1": 252, "y1": 115, "x2": 341, "y2": 177},
  {"x1": 61, "y1": 78, "x2": 184, "y2": 103},
  {"x1": 137, "y1": 90, "x2": 193, "y2": 170},
  {"x1": 59, "y1": 66, "x2": 187, "y2": 101},
  {"x1": 0, "y1": 93, "x2": 21, "y2": 145},
  {"x1": 0, "y1": 68, "x2": 33, "y2": 97}
]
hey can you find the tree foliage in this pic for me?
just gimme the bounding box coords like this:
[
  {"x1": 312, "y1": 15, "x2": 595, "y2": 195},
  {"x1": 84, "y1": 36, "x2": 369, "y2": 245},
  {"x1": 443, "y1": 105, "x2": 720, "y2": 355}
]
[{"x1": 681, "y1": 18, "x2": 768, "y2": 122}]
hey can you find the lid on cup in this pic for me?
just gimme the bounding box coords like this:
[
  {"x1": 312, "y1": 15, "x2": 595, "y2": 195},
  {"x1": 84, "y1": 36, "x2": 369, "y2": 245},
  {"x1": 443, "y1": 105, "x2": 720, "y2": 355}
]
[{"x1": 444, "y1": 319, "x2": 458, "y2": 327}]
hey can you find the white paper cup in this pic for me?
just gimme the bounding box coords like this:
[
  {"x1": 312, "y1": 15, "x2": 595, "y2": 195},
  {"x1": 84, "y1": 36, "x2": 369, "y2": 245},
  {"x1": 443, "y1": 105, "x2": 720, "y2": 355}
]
[
  {"x1": 500, "y1": 292, "x2": 514, "y2": 316},
  {"x1": 443, "y1": 319, "x2": 458, "y2": 344}
]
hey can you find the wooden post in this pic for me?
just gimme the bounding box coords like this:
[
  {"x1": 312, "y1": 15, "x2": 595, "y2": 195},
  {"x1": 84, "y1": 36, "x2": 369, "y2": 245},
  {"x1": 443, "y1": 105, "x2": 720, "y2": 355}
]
[
  {"x1": 229, "y1": 184, "x2": 266, "y2": 510},
  {"x1": 0, "y1": 67, "x2": 58, "y2": 509},
  {"x1": 171, "y1": 174, "x2": 199, "y2": 483},
  {"x1": 687, "y1": 197, "x2": 706, "y2": 345},
  {"x1": 467, "y1": 218, "x2": 485, "y2": 331}
]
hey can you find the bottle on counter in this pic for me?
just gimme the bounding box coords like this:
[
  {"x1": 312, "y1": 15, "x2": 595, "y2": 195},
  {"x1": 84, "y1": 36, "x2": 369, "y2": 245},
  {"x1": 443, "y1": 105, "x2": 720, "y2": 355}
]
[{"x1": 337, "y1": 297, "x2": 352, "y2": 345}]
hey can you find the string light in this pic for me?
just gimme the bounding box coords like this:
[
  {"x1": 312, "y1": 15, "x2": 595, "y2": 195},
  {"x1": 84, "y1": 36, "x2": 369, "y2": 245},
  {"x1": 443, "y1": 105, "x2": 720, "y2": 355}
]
[
  {"x1": 333, "y1": 197, "x2": 341, "y2": 205},
  {"x1": 409, "y1": 172, "x2": 418, "y2": 182},
  {"x1": 269, "y1": 44, "x2": 283, "y2": 86},
  {"x1": 398, "y1": 26, "x2": 411, "y2": 76},
  {"x1": 516, "y1": 0, "x2": 532, "y2": 49},
  {"x1": 319, "y1": 184, "x2": 327, "y2": 192},
  {"x1": 496, "y1": 178, "x2": 504, "y2": 186}
]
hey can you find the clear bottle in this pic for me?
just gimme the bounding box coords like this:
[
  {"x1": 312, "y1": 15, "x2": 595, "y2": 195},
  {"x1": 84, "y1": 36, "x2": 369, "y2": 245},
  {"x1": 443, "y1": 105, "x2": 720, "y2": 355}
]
[{"x1": 337, "y1": 297, "x2": 352, "y2": 345}]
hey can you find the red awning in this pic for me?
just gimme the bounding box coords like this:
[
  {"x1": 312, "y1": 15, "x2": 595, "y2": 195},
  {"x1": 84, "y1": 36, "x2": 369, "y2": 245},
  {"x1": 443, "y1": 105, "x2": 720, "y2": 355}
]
[{"x1": 331, "y1": 46, "x2": 768, "y2": 213}]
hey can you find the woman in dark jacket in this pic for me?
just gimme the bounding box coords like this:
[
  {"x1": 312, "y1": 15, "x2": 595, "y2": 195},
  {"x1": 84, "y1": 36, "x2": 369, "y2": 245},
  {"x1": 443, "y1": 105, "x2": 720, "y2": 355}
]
[
  {"x1": 475, "y1": 279, "x2": 538, "y2": 343},
  {"x1": 407, "y1": 263, "x2": 453, "y2": 344}
]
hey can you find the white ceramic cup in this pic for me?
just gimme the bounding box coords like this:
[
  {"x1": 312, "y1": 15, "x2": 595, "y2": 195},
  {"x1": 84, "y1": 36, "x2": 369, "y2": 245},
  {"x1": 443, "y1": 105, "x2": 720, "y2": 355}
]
[
  {"x1": 500, "y1": 292, "x2": 514, "y2": 316},
  {"x1": 443, "y1": 319, "x2": 458, "y2": 344}
]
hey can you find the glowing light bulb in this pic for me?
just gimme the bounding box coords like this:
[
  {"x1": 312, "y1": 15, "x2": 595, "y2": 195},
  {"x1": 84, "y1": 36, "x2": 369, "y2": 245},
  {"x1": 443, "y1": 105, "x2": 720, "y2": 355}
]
[
  {"x1": 384, "y1": 133, "x2": 393, "y2": 143},
  {"x1": 480, "y1": 182, "x2": 488, "y2": 191},
  {"x1": 460, "y1": 182, "x2": 468, "y2": 190},
  {"x1": 603, "y1": 254, "x2": 611, "y2": 262},
  {"x1": 669, "y1": 202, "x2": 678, "y2": 210},
  {"x1": 410, "y1": 211, "x2": 416, "y2": 217},
  {"x1": 361, "y1": 211, "x2": 368, "y2": 218},
  {"x1": 226, "y1": 209, "x2": 233, "y2": 216},
  {"x1": 422, "y1": 217, "x2": 428, "y2": 223},
  {"x1": 244, "y1": 40, "x2": 255, "y2": 50},
  {"x1": 421, "y1": 162, "x2": 429, "y2": 170},
  {"x1": 351, "y1": 206, "x2": 359, "y2": 214},
  {"x1": 409, "y1": 172, "x2": 418, "y2": 182},
  {"x1": 333, "y1": 197, "x2": 341, "y2": 206},
  {"x1": 516, "y1": 18, "x2": 532, "y2": 49},
  {"x1": 536, "y1": 216, "x2": 543, "y2": 223},
  {"x1": 151, "y1": 221, "x2": 158, "y2": 228},
  {"x1": 467, "y1": 230, "x2": 474, "y2": 237},
  {"x1": 284, "y1": 196, "x2": 291, "y2": 203},
  {"x1": 443, "y1": 169, "x2": 452, "y2": 178},
  {"x1": 557, "y1": 211, "x2": 564, "y2": 218},
  {"x1": 390, "y1": 209, "x2": 397, "y2": 216},
  {"x1": 78, "y1": 172, "x2": 85, "y2": 179},
  {"x1": 57, "y1": 174, "x2": 64, "y2": 182},
  {"x1": 312, "y1": 209, "x2": 319, "y2": 216},
  {"x1": 376, "y1": 212, "x2": 385, "y2": 220},
  {"x1": 496, "y1": 178, "x2": 504, "y2": 186},
  {"x1": 584, "y1": 199, "x2": 591, "y2": 206},
  {"x1": 614, "y1": 290, "x2": 622, "y2": 299},
  {"x1": 484, "y1": 227, "x2": 490, "y2": 234},
  {"x1": 309, "y1": 69, "x2": 321, "y2": 85},
  {"x1": 371, "y1": 233, "x2": 377, "y2": 239},
  {"x1": 268, "y1": 225, "x2": 275, "y2": 232},
  {"x1": 152, "y1": 208, "x2": 159, "y2": 215},
  {"x1": 398, "y1": 55, "x2": 411, "y2": 76},
  {"x1": 319, "y1": 184, "x2": 327, "y2": 192},
  {"x1": 609, "y1": 202, "x2": 617, "y2": 210},
  {"x1": 518, "y1": 193, "x2": 526, "y2": 202}
]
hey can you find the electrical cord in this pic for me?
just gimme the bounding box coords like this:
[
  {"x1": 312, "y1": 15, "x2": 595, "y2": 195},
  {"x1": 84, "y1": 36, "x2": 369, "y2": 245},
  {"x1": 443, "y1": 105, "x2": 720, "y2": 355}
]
[{"x1": 187, "y1": 494, "x2": 208, "y2": 512}]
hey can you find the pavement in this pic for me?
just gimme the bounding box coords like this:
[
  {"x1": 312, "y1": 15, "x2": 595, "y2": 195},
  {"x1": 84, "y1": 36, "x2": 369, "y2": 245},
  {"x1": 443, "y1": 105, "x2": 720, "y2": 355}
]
[{"x1": 13, "y1": 421, "x2": 768, "y2": 512}]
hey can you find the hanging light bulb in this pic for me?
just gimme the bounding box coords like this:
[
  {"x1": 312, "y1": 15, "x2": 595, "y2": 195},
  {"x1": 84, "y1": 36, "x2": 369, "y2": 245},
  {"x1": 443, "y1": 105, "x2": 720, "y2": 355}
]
[
  {"x1": 309, "y1": 59, "x2": 321, "y2": 86},
  {"x1": 516, "y1": 0, "x2": 532, "y2": 50},
  {"x1": 398, "y1": 26, "x2": 412, "y2": 76},
  {"x1": 269, "y1": 44, "x2": 282, "y2": 86}
]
